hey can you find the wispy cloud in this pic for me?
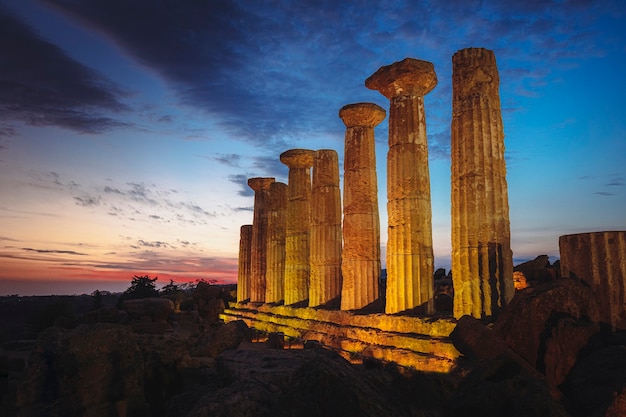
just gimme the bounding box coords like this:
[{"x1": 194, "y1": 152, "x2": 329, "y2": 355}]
[
  {"x1": 228, "y1": 174, "x2": 254, "y2": 197},
  {"x1": 606, "y1": 177, "x2": 624, "y2": 186},
  {"x1": 595, "y1": 191, "x2": 615, "y2": 196},
  {"x1": 22, "y1": 247, "x2": 88, "y2": 256},
  {"x1": 0, "y1": 6, "x2": 129, "y2": 134},
  {"x1": 214, "y1": 153, "x2": 241, "y2": 167}
]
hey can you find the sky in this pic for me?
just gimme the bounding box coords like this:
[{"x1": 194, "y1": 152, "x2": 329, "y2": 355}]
[{"x1": 0, "y1": 0, "x2": 625, "y2": 296}]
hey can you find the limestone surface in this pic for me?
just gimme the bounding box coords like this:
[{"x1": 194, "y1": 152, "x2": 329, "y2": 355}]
[
  {"x1": 450, "y1": 47, "x2": 514, "y2": 319},
  {"x1": 559, "y1": 231, "x2": 626, "y2": 331},
  {"x1": 237, "y1": 224, "x2": 253, "y2": 302},
  {"x1": 280, "y1": 149, "x2": 315, "y2": 305},
  {"x1": 309, "y1": 149, "x2": 342, "y2": 307},
  {"x1": 266, "y1": 182, "x2": 287, "y2": 303},
  {"x1": 365, "y1": 58, "x2": 437, "y2": 99},
  {"x1": 339, "y1": 102, "x2": 385, "y2": 310},
  {"x1": 248, "y1": 177, "x2": 275, "y2": 303},
  {"x1": 366, "y1": 59, "x2": 436, "y2": 315}
]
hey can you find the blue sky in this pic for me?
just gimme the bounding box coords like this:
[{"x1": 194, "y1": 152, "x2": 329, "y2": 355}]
[{"x1": 0, "y1": 0, "x2": 624, "y2": 295}]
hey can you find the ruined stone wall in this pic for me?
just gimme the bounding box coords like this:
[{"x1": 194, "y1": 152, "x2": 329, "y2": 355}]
[{"x1": 560, "y1": 231, "x2": 626, "y2": 331}]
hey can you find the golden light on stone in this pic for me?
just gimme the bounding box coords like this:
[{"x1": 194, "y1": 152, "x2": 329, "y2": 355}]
[
  {"x1": 265, "y1": 182, "x2": 287, "y2": 303},
  {"x1": 560, "y1": 231, "x2": 626, "y2": 331},
  {"x1": 309, "y1": 149, "x2": 342, "y2": 307},
  {"x1": 366, "y1": 58, "x2": 436, "y2": 315},
  {"x1": 232, "y1": 49, "x2": 526, "y2": 373},
  {"x1": 339, "y1": 102, "x2": 385, "y2": 310},
  {"x1": 450, "y1": 48, "x2": 514, "y2": 320},
  {"x1": 280, "y1": 149, "x2": 315, "y2": 306},
  {"x1": 236, "y1": 224, "x2": 253, "y2": 302},
  {"x1": 248, "y1": 177, "x2": 275, "y2": 303}
]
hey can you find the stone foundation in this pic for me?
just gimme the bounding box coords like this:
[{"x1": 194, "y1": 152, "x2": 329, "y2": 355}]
[{"x1": 221, "y1": 304, "x2": 459, "y2": 372}]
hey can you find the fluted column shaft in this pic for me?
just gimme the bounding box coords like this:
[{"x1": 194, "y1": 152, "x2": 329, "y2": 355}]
[
  {"x1": 366, "y1": 58, "x2": 436, "y2": 315},
  {"x1": 248, "y1": 177, "x2": 275, "y2": 303},
  {"x1": 266, "y1": 182, "x2": 287, "y2": 303},
  {"x1": 560, "y1": 231, "x2": 626, "y2": 331},
  {"x1": 237, "y1": 224, "x2": 253, "y2": 302},
  {"x1": 339, "y1": 103, "x2": 385, "y2": 310},
  {"x1": 451, "y1": 47, "x2": 514, "y2": 319},
  {"x1": 280, "y1": 149, "x2": 315, "y2": 306},
  {"x1": 309, "y1": 149, "x2": 342, "y2": 307}
]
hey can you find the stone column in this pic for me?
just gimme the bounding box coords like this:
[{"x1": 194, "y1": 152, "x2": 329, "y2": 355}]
[
  {"x1": 265, "y1": 182, "x2": 287, "y2": 304},
  {"x1": 366, "y1": 58, "x2": 436, "y2": 315},
  {"x1": 560, "y1": 231, "x2": 626, "y2": 331},
  {"x1": 339, "y1": 103, "x2": 385, "y2": 310},
  {"x1": 280, "y1": 149, "x2": 315, "y2": 306},
  {"x1": 248, "y1": 177, "x2": 275, "y2": 303},
  {"x1": 309, "y1": 149, "x2": 342, "y2": 307},
  {"x1": 237, "y1": 224, "x2": 253, "y2": 303},
  {"x1": 450, "y1": 48, "x2": 514, "y2": 320}
]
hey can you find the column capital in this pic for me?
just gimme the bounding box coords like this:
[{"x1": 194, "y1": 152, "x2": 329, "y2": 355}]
[
  {"x1": 280, "y1": 148, "x2": 315, "y2": 168},
  {"x1": 248, "y1": 177, "x2": 275, "y2": 191},
  {"x1": 365, "y1": 58, "x2": 437, "y2": 99},
  {"x1": 339, "y1": 102, "x2": 386, "y2": 128}
]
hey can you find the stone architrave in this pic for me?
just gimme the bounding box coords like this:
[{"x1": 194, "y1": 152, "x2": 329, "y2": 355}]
[
  {"x1": 450, "y1": 48, "x2": 514, "y2": 319},
  {"x1": 280, "y1": 149, "x2": 315, "y2": 305},
  {"x1": 339, "y1": 103, "x2": 385, "y2": 310},
  {"x1": 236, "y1": 224, "x2": 253, "y2": 303},
  {"x1": 248, "y1": 177, "x2": 275, "y2": 303},
  {"x1": 309, "y1": 149, "x2": 342, "y2": 307},
  {"x1": 560, "y1": 231, "x2": 626, "y2": 331},
  {"x1": 366, "y1": 58, "x2": 436, "y2": 315},
  {"x1": 266, "y1": 182, "x2": 288, "y2": 304}
]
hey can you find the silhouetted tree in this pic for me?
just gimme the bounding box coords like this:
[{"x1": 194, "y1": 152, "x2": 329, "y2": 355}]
[
  {"x1": 90, "y1": 290, "x2": 104, "y2": 311},
  {"x1": 161, "y1": 279, "x2": 179, "y2": 295},
  {"x1": 118, "y1": 275, "x2": 159, "y2": 304}
]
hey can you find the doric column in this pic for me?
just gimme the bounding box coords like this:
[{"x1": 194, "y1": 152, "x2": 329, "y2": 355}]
[
  {"x1": 280, "y1": 149, "x2": 315, "y2": 305},
  {"x1": 248, "y1": 177, "x2": 275, "y2": 303},
  {"x1": 266, "y1": 182, "x2": 287, "y2": 304},
  {"x1": 451, "y1": 48, "x2": 514, "y2": 319},
  {"x1": 366, "y1": 58, "x2": 436, "y2": 315},
  {"x1": 237, "y1": 224, "x2": 253, "y2": 302},
  {"x1": 560, "y1": 231, "x2": 626, "y2": 331},
  {"x1": 339, "y1": 103, "x2": 385, "y2": 310},
  {"x1": 309, "y1": 149, "x2": 342, "y2": 307}
]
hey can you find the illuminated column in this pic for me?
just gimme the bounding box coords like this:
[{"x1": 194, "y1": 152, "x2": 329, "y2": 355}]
[
  {"x1": 248, "y1": 177, "x2": 275, "y2": 303},
  {"x1": 309, "y1": 149, "x2": 342, "y2": 307},
  {"x1": 237, "y1": 224, "x2": 253, "y2": 302},
  {"x1": 266, "y1": 182, "x2": 287, "y2": 304},
  {"x1": 339, "y1": 103, "x2": 385, "y2": 310},
  {"x1": 451, "y1": 48, "x2": 514, "y2": 319},
  {"x1": 366, "y1": 58, "x2": 436, "y2": 315},
  {"x1": 560, "y1": 231, "x2": 626, "y2": 331},
  {"x1": 280, "y1": 149, "x2": 315, "y2": 305}
]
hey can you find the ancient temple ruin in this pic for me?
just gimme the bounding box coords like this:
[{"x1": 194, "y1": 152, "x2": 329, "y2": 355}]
[
  {"x1": 280, "y1": 149, "x2": 315, "y2": 306},
  {"x1": 450, "y1": 48, "x2": 514, "y2": 319},
  {"x1": 366, "y1": 58, "x2": 436, "y2": 315},
  {"x1": 560, "y1": 231, "x2": 626, "y2": 331},
  {"x1": 339, "y1": 103, "x2": 385, "y2": 310},
  {"x1": 223, "y1": 48, "x2": 626, "y2": 371},
  {"x1": 309, "y1": 150, "x2": 342, "y2": 307}
]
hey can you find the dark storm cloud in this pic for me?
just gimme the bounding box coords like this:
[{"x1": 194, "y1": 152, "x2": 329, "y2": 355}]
[
  {"x1": 0, "y1": 6, "x2": 129, "y2": 134},
  {"x1": 37, "y1": 0, "x2": 617, "y2": 158}
]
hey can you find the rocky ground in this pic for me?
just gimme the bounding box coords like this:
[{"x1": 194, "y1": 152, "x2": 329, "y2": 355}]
[{"x1": 0, "y1": 274, "x2": 625, "y2": 417}]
